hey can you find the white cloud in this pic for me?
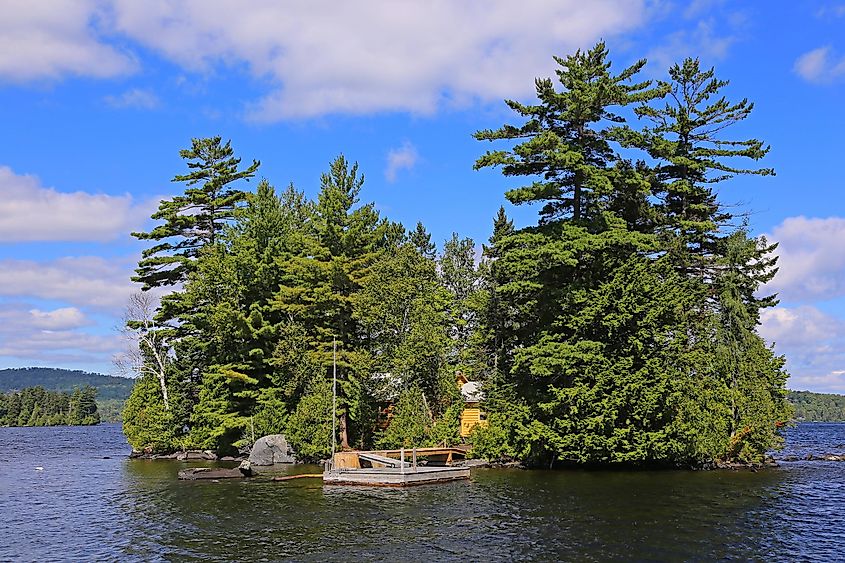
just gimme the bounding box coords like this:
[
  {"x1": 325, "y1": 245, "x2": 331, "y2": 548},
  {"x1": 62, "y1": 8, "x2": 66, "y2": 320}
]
[
  {"x1": 0, "y1": 165, "x2": 153, "y2": 242},
  {"x1": 0, "y1": 302, "x2": 116, "y2": 366},
  {"x1": 29, "y1": 307, "x2": 90, "y2": 330},
  {"x1": 0, "y1": 0, "x2": 136, "y2": 82},
  {"x1": 759, "y1": 306, "x2": 840, "y2": 348},
  {"x1": 647, "y1": 18, "x2": 736, "y2": 74},
  {"x1": 104, "y1": 0, "x2": 648, "y2": 120},
  {"x1": 385, "y1": 142, "x2": 419, "y2": 183},
  {"x1": 104, "y1": 87, "x2": 160, "y2": 109},
  {"x1": 0, "y1": 256, "x2": 137, "y2": 311},
  {"x1": 764, "y1": 216, "x2": 845, "y2": 303},
  {"x1": 794, "y1": 46, "x2": 845, "y2": 83},
  {"x1": 683, "y1": 0, "x2": 728, "y2": 19},
  {"x1": 760, "y1": 305, "x2": 845, "y2": 393}
]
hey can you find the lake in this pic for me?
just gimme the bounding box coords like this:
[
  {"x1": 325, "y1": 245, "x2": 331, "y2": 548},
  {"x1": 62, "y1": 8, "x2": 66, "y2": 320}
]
[{"x1": 1, "y1": 423, "x2": 843, "y2": 561}]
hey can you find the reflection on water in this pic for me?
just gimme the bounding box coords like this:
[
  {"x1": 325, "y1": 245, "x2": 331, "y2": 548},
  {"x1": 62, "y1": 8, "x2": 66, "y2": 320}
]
[{"x1": 1, "y1": 423, "x2": 843, "y2": 561}]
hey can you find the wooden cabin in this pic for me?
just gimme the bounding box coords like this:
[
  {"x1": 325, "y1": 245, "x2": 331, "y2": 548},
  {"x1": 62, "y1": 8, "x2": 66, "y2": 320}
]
[{"x1": 456, "y1": 372, "x2": 487, "y2": 437}]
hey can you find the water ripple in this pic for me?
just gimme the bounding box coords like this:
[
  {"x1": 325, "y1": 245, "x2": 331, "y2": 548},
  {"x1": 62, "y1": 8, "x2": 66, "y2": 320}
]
[{"x1": 1, "y1": 423, "x2": 845, "y2": 561}]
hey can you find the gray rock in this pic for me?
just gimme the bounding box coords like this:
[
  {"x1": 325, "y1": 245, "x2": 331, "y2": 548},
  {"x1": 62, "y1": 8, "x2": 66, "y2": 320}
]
[{"x1": 248, "y1": 434, "x2": 297, "y2": 465}]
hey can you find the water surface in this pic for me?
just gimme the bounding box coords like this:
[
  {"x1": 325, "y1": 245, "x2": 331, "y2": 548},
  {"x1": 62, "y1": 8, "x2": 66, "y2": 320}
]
[{"x1": 1, "y1": 423, "x2": 843, "y2": 561}]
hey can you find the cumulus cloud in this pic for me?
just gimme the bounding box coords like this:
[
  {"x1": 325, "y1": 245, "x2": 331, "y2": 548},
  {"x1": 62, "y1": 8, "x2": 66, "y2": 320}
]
[
  {"x1": 0, "y1": 256, "x2": 138, "y2": 311},
  {"x1": 385, "y1": 142, "x2": 419, "y2": 183},
  {"x1": 0, "y1": 165, "x2": 153, "y2": 242},
  {"x1": 759, "y1": 305, "x2": 841, "y2": 348},
  {"x1": 759, "y1": 305, "x2": 845, "y2": 393},
  {"x1": 29, "y1": 307, "x2": 90, "y2": 330},
  {"x1": 104, "y1": 87, "x2": 160, "y2": 109},
  {"x1": 764, "y1": 216, "x2": 845, "y2": 303},
  {"x1": 103, "y1": 0, "x2": 648, "y2": 120},
  {"x1": 0, "y1": 302, "x2": 116, "y2": 366},
  {"x1": 794, "y1": 46, "x2": 845, "y2": 83},
  {"x1": 0, "y1": 0, "x2": 136, "y2": 81}
]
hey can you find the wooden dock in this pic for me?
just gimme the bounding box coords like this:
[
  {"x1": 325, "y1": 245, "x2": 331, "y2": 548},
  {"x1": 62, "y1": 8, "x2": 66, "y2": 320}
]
[
  {"x1": 370, "y1": 447, "x2": 469, "y2": 466},
  {"x1": 323, "y1": 465, "x2": 470, "y2": 486},
  {"x1": 323, "y1": 448, "x2": 471, "y2": 486}
]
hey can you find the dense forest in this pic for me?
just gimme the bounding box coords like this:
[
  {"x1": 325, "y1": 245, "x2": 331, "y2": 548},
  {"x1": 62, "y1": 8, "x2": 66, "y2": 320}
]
[
  {"x1": 122, "y1": 42, "x2": 791, "y2": 465},
  {"x1": 0, "y1": 386, "x2": 100, "y2": 427},
  {"x1": 789, "y1": 391, "x2": 845, "y2": 422},
  {"x1": 0, "y1": 368, "x2": 133, "y2": 422}
]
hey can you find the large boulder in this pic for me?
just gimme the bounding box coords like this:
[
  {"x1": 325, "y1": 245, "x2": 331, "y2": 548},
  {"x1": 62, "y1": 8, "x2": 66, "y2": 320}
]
[{"x1": 248, "y1": 434, "x2": 297, "y2": 465}]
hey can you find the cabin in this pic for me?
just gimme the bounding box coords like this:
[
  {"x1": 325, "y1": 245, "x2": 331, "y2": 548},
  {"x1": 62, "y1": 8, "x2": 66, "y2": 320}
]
[
  {"x1": 456, "y1": 372, "x2": 487, "y2": 437},
  {"x1": 371, "y1": 371, "x2": 487, "y2": 438}
]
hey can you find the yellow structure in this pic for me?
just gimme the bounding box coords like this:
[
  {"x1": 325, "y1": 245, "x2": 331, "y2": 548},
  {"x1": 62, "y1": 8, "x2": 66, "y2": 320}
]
[{"x1": 456, "y1": 372, "x2": 487, "y2": 437}]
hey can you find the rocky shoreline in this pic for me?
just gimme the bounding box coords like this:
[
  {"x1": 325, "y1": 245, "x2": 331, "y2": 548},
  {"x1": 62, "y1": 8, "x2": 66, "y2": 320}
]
[
  {"x1": 129, "y1": 449, "x2": 246, "y2": 462},
  {"x1": 779, "y1": 453, "x2": 845, "y2": 462}
]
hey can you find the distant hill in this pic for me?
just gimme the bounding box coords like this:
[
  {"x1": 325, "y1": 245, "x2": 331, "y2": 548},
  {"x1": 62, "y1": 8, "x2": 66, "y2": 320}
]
[
  {"x1": 788, "y1": 390, "x2": 845, "y2": 422},
  {"x1": 0, "y1": 367, "x2": 135, "y2": 422}
]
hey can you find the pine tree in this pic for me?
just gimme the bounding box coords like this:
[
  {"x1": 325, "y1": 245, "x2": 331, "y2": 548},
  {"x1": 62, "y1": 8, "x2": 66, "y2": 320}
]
[
  {"x1": 132, "y1": 136, "x2": 259, "y2": 290},
  {"x1": 272, "y1": 155, "x2": 401, "y2": 448},
  {"x1": 409, "y1": 221, "x2": 436, "y2": 259},
  {"x1": 615, "y1": 58, "x2": 774, "y2": 276},
  {"x1": 475, "y1": 41, "x2": 659, "y2": 224}
]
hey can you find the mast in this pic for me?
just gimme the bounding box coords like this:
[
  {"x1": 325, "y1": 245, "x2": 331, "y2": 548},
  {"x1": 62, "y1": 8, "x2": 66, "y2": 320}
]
[{"x1": 332, "y1": 336, "x2": 337, "y2": 460}]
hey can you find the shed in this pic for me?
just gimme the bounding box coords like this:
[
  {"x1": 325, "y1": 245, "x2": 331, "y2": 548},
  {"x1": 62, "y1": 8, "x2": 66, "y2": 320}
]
[{"x1": 456, "y1": 372, "x2": 487, "y2": 437}]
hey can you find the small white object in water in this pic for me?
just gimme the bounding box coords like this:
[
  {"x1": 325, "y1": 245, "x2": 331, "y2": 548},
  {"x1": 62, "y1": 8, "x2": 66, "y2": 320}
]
[{"x1": 35, "y1": 467, "x2": 44, "y2": 471}]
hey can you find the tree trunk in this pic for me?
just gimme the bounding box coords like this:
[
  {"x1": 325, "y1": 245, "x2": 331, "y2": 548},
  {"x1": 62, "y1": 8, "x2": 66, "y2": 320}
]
[{"x1": 340, "y1": 411, "x2": 350, "y2": 449}]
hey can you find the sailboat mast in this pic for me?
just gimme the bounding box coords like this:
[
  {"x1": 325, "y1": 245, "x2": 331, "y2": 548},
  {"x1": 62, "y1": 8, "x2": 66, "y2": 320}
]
[{"x1": 332, "y1": 336, "x2": 337, "y2": 459}]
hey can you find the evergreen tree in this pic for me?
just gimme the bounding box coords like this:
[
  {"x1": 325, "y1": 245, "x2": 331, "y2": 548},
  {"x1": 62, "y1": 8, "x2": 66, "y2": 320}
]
[
  {"x1": 615, "y1": 58, "x2": 774, "y2": 275},
  {"x1": 711, "y1": 230, "x2": 791, "y2": 460},
  {"x1": 272, "y1": 156, "x2": 401, "y2": 449},
  {"x1": 132, "y1": 136, "x2": 259, "y2": 290},
  {"x1": 409, "y1": 221, "x2": 436, "y2": 259},
  {"x1": 123, "y1": 373, "x2": 181, "y2": 452},
  {"x1": 473, "y1": 43, "x2": 787, "y2": 466},
  {"x1": 475, "y1": 41, "x2": 658, "y2": 224}
]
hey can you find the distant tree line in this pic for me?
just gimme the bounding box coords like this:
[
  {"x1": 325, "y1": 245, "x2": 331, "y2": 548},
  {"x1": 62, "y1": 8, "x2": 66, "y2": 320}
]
[
  {"x1": 0, "y1": 386, "x2": 100, "y2": 427},
  {"x1": 789, "y1": 391, "x2": 845, "y2": 422},
  {"x1": 121, "y1": 42, "x2": 791, "y2": 466},
  {"x1": 0, "y1": 368, "x2": 134, "y2": 401}
]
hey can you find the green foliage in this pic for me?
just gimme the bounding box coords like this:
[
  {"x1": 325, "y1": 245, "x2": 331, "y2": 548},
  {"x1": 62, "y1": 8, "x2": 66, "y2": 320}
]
[
  {"x1": 132, "y1": 136, "x2": 259, "y2": 291},
  {"x1": 469, "y1": 387, "x2": 537, "y2": 462},
  {"x1": 122, "y1": 374, "x2": 182, "y2": 452},
  {"x1": 0, "y1": 385, "x2": 100, "y2": 427},
  {"x1": 0, "y1": 368, "x2": 134, "y2": 401},
  {"x1": 474, "y1": 43, "x2": 789, "y2": 467},
  {"x1": 376, "y1": 386, "x2": 432, "y2": 449},
  {"x1": 285, "y1": 379, "x2": 333, "y2": 462},
  {"x1": 789, "y1": 391, "x2": 845, "y2": 421},
  {"x1": 122, "y1": 45, "x2": 791, "y2": 467},
  {"x1": 0, "y1": 385, "x2": 100, "y2": 426},
  {"x1": 355, "y1": 243, "x2": 449, "y2": 399}
]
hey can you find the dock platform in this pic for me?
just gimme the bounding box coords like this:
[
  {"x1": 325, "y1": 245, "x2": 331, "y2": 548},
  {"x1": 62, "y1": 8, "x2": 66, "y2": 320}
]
[
  {"x1": 323, "y1": 465, "x2": 470, "y2": 486},
  {"x1": 323, "y1": 448, "x2": 471, "y2": 486}
]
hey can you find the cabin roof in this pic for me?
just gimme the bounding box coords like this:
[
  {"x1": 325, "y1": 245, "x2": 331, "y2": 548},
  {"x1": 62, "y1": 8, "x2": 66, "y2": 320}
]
[{"x1": 461, "y1": 381, "x2": 484, "y2": 402}]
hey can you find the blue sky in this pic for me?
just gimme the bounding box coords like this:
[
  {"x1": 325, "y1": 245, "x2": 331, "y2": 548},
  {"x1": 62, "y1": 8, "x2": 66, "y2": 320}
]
[{"x1": 1, "y1": 0, "x2": 844, "y2": 392}]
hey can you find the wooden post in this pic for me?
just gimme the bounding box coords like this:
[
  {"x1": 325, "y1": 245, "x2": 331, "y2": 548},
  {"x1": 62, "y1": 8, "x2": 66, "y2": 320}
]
[
  {"x1": 413, "y1": 448, "x2": 417, "y2": 471},
  {"x1": 401, "y1": 448, "x2": 405, "y2": 475}
]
